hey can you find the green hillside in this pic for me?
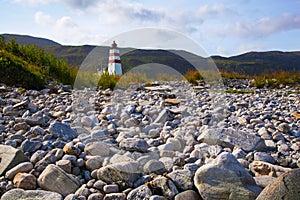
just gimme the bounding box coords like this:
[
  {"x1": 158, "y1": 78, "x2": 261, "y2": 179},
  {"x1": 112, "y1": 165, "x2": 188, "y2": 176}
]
[
  {"x1": 43, "y1": 45, "x2": 95, "y2": 67},
  {"x1": 213, "y1": 51, "x2": 300, "y2": 75},
  {"x1": 0, "y1": 36, "x2": 77, "y2": 89},
  {"x1": 2, "y1": 34, "x2": 300, "y2": 78}
]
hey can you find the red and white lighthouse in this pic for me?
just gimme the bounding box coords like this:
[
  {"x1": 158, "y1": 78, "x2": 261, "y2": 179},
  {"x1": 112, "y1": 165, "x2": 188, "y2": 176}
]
[{"x1": 108, "y1": 41, "x2": 122, "y2": 75}]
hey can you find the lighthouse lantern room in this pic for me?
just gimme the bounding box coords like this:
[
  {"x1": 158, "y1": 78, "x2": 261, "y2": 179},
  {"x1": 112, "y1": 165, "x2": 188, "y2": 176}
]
[{"x1": 108, "y1": 41, "x2": 122, "y2": 75}]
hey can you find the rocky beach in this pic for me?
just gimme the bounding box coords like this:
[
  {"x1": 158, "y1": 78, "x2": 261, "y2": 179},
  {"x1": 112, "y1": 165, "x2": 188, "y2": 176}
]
[{"x1": 0, "y1": 80, "x2": 299, "y2": 200}]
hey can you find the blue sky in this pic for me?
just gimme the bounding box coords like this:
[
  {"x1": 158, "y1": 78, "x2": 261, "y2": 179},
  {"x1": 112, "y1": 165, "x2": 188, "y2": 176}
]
[{"x1": 1, "y1": 0, "x2": 300, "y2": 56}]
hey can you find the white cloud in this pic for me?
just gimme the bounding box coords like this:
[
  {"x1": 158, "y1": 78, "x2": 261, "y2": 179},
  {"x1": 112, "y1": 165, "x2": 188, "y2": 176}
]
[
  {"x1": 196, "y1": 4, "x2": 237, "y2": 20},
  {"x1": 14, "y1": 0, "x2": 58, "y2": 4},
  {"x1": 95, "y1": 0, "x2": 165, "y2": 24},
  {"x1": 35, "y1": 11, "x2": 77, "y2": 28},
  {"x1": 56, "y1": 16, "x2": 76, "y2": 28},
  {"x1": 232, "y1": 13, "x2": 300, "y2": 38},
  {"x1": 63, "y1": 0, "x2": 98, "y2": 9},
  {"x1": 35, "y1": 11, "x2": 54, "y2": 25}
]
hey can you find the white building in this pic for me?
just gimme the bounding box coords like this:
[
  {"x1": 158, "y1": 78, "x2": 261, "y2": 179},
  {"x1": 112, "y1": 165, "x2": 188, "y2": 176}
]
[{"x1": 108, "y1": 41, "x2": 122, "y2": 75}]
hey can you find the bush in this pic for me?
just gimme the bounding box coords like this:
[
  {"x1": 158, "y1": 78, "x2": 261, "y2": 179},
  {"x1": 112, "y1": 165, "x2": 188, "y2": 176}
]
[
  {"x1": 0, "y1": 37, "x2": 77, "y2": 89},
  {"x1": 184, "y1": 70, "x2": 203, "y2": 85},
  {"x1": 97, "y1": 71, "x2": 120, "y2": 90},
  {"x1": 251, "y1": 70, "x2": 300, "y2": 88},
  {"x1": 0, "y1": 50, "x2": 46, "y2": 89}
]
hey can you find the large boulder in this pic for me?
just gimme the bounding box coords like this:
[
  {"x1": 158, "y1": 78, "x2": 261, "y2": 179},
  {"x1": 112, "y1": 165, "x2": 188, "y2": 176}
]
[
  {"x1": 37, "y1": 164, "x2": 80, "y2": 197},
  {"x1": 97, "y1": 161, "x2": 141, "y2": 186},
  {"x1": 1, "y1": 188, "x2": 62, "y2": 200},
  {"x1": 256, "y1": 168, "x2": 300, "y2": 200},
  {"x1": 0, "y1": 145, "x2": 28, "y2": 176},
  {"x1": 194, "y1": 152, "x2": 261, "y2": 200},
  {"x1": 197, "y1": 128, "x2": 266, "y2": 152}
]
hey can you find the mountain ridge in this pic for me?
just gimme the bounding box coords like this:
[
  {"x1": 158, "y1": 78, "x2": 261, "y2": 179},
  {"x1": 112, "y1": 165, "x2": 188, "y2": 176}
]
[
  {"x1": 2, "y1": 33, "x2": 300, "y2": 76},
  {"x1": 2, "y1": 33, "x2": 61, "y2": 47}
]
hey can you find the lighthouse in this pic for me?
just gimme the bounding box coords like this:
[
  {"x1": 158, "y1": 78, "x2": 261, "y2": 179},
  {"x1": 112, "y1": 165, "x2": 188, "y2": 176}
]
[{"x1": 108, "y1": 41, "x2": 122, "y2": 75}]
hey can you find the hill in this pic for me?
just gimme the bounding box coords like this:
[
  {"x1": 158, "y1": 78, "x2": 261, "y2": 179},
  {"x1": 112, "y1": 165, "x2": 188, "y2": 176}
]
[
  {"x1": 0, "y1": 36, "x2": 76, "y2": 89},
  {"x1": 2, "y1": 34, "x2": 61, "y2": 47},
  {"x1": 2, "y1": 34, "x2": 300, "y2": 77},
  {"x1": 212, "y1": 51, "x2": 300, "y2": 75},
  {"x1": 44, "y1": 45, "x2": 95, "y2": 67}
]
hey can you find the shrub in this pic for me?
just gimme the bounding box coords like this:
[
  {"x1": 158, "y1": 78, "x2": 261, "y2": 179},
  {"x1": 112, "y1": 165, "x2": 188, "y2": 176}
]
[
  {"x1": 97, "y1": 71, "x2": 120, "y2": 90},
  {"x1": 0, "y1": 38, "x2": 77, "y2": 89},
  {"x1": 184, "y1": 70, "x2": 203, "y2": 85}
]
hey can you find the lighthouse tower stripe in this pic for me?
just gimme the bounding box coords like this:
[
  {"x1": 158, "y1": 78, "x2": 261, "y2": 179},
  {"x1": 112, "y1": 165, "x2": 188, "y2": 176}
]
[
  {"x1": 108, "y1": 60, "x2": 121, "y2": 63},
  {"x1": 107, "y1": 41, "x2": 122, "y2": 75}
]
